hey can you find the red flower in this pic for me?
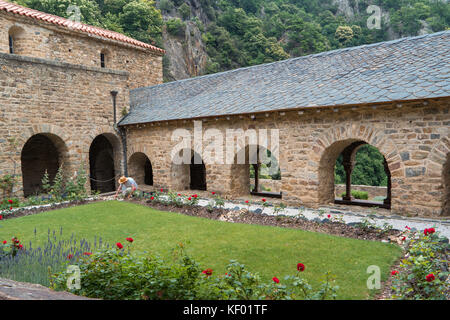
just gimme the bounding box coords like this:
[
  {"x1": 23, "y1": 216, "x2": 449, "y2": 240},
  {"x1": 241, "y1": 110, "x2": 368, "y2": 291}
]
[
  {"x1": 297, "y1": 263, "x2": 305, "y2": 272},
  {"x1": 391, "y1": 270, "x2": 399, "y2": 276},
  {"x1": 83, "y1": 252, "x2": 92, "y2": 256},
  {"x1": 150, "y1": 196, "x2": 154, "y2": 200},
  {"x1": 18, "y1": 244, "x2": 23, "y2": 249},
  {"x1": 272, "y1": 277, "x2": 280, "y2": 284},
  {"x1": 262, "y1": 199, "x2": 266, "y2": 202},
  {"x1": 401, "y1": 236, "x2": 406, "y2": 241},
  {"x1": 9, "y1": 207, "x2": 12, "y2": 210},
  {"x1": 160, "y1": 188, "x2": 164, "y2": 192},
  {"x1": 188, "y1": 197, "x2": 192, "y2": 201},
  {"x1": 212, "y1": 192, "x2": 216, "y2": 195},
  {"x1": 327, "y1": 214, "x2": 331, "y2": 219},
  {"x1": 428, "y1": 228, "x2": 435, "y2": 234},
  {"x1": 202, "y1": 268, "x2": 213, "y2": 276},
  {"x1": 0, "y1": 215, "x2": 2, "y2": 220},
  {"x1": 193, "y1": 194, "x2": 198, "y2": 198},
  {"x1": 126, "y1": 237, "x2": 134, "y2": 243},
  {"x1": 8, "y1": 199, "x2": 13, "y2": 204},
  {"x1": 245, "y1": 200, "x2": 249, "y2": 204},
  {"x1": 405, "y1": 226, "x2": 411, "y2": 230},
  {"x1": 2, "y1": 240, "x2": 6, "y2": 244},
  {"x1": 67, "y1": 254, "x2": 73, "y2": 259},
  {"x1": 425, "y1": 273, "x2": 435, "y2": 282},
  {"x1": 116, "y1": 242, "x2": 123, "y2": 249},
  {"x1": 177, "y1": 194, "x2": 181, "y2": 196}
]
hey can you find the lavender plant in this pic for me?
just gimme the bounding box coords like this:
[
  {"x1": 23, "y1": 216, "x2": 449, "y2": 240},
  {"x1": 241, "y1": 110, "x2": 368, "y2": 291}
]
[{"x1": 0, "y1": 228, "x2": 108, "y2": 287}]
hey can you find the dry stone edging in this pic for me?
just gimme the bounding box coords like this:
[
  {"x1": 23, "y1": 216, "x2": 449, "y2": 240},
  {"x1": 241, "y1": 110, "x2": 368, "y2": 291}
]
[{"x1": 0, "y1": 278, "x2": 95, "y2": 300}]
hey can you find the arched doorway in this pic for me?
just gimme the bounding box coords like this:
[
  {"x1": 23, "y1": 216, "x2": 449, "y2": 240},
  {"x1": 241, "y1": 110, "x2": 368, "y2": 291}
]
[
  {"x1": 231, "y1": 145, "x2": 282, "y2": 198},
  {"x1": 171, "y1": 149, "x2": 207, "y2": 191},
  {"x1": 443, "y1": 153, "x2": 450, "y2": 216},
  {"x1": 190, "y1": 155, "x2": 206, "y2": 191},
  {"x1": 21, "y1": 133, "x2": 68, "y2": 197},
  {"x1": 89, "y1": 134, "x2": 118, "y2": 193},
  {"x1": 319, "y1": 139, "x2": 391, "y2": 209},
  {"x1": 128, "y1": 152, "x2": 153, "y2": 186}
]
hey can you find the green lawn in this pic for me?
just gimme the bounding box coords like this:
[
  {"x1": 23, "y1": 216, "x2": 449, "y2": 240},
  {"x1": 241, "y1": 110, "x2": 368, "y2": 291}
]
[{"x1": 0, "y1": 201, "x2": 402, "y2": 299}]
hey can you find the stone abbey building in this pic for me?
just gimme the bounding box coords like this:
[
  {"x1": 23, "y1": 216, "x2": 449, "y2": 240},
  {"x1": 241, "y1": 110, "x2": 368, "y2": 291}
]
[{"x1": 0, "y1": 1, "x2": 449, "y2": 217}]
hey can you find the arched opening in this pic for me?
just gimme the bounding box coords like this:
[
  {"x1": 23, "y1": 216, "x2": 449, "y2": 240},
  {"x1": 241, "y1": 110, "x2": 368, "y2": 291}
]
[
  {"x1": 443, "y1": 153, "x2": 450, "y2": 216},
  {"x1": 319, "y1": 139, "x2": 391, "y2": 209},
  {"x1": 232, "y1": 145, "x2": 282, "y2": 198},
  {"x1": 171, "y1": 149, "x2": 206, "y2": 191},
  {"x1": 21, "y1": 133, "x2": 68, "y2": 197},
  {"x1": 89, "y1": 134, "x2": 118, "y2": 193},
  {"x1": 100, "y1": 49, "x2": 110, "y2": 68},
  {"x1": 8, "y1": 26, "x2": 24, "y2": 55},
  {"x1": 190, "y1": 155, "x2": 206, "y2": 191},
  {"x1": 128, "y1": 152, "x2": 153, "y2": 186}
]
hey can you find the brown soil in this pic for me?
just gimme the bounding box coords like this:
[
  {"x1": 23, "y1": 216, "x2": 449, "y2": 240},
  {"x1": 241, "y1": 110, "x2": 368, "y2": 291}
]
[{"x1": 130, "y1": 199, "x2": 403, "y2": 242}]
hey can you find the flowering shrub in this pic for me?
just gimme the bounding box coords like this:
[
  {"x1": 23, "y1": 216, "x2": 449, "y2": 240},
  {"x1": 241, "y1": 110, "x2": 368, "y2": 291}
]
[
  {"x1": 53, "y1": 241, "x2": 339, "y2": 300},
  {"x1": 391, "y1": 227, "x2": 449, "y2": 300},
  {"x1": 0, "y1": 229, "x2": 106, "y2": 287}
]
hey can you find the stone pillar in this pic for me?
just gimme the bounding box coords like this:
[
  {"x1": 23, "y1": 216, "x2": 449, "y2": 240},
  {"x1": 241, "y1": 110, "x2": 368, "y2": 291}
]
[
  {"x1": 342, "y1": 159, "x2": 353, "y2": 201},
  {"x1": 383, "y1": 158, "x2": 392, "y2": 207}
]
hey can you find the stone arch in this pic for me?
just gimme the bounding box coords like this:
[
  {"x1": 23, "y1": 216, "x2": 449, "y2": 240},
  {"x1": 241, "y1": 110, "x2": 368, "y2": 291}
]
[
  {"x1": 128, "y1": 152, "x2": 153, "y2": 186},
  {"x1": 170, "y1": 148, "x2": 207, "y2": 191},
  {"x1": 89, "y1": 132, "x2": 122, "y2": 193},
  {"x1": 100, "y1": 48, "x2": 111, "y2": 68},
  {"x1": 230, "y1": 144, "x2": 281, "y2": 197},
  {"x1": 20, "y1": 132, "x2": 70, "y2": 197},
  {"x1": 426, "y1": 134, "x2": 450, "y2": 216},
  {"x1": 313, "y1": 125, "x2": 403, "y2": 207},
  {"x1": 8, "y1": 25, "x2": 25, "y2": 54}
]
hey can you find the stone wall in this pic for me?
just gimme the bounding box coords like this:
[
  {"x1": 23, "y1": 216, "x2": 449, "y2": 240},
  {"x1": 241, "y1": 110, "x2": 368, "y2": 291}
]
[
  {"x1": 124, "y1": 98, "x2": 450, "y2": 217},
  {"x1": 0, "y1": 12, "x2": 163, "y2": 90},
  {"x1": 250, "y1": 178, "x2": 282, "y2": 193},
  {"x1": 0, "y1": 53, "x2": 129, "y2": 194},
  {"x1": 334, "y1": 184, "x2": 387, "y2": 199}
]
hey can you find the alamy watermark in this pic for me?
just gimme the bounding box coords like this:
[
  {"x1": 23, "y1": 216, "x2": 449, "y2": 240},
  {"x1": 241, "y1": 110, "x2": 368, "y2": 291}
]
[
  {"x1": 171, "y1": 121, "x2": 280, "y2": 175},
  {"x1": 367, "y1": 5, "x2": 382, "y2": 30},
  {"x1": 367, "y1": 265, "x2": 381, "y2": 290}
]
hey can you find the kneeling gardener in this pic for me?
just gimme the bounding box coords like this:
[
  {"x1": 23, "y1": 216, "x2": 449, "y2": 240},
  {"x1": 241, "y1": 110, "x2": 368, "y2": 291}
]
[{"x1": 114, "y1": 176, "x2": 138, "y2": 200}]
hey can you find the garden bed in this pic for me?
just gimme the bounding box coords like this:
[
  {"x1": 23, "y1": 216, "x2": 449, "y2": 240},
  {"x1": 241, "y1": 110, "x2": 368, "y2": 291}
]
[
  {"x1": 130, "y1": 198, "x2": 403, "y2": 243},
  {"x1": 0, "y1": 198, "x2": 101, "y2": 221}
]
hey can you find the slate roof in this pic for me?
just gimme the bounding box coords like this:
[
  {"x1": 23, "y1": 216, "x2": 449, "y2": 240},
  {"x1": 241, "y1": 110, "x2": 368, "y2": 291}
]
[
  {"x1": 120, "y1": 31, "x2": 450, "y2": 126},
  {"x1": 0, "y1": 0, "x2": 164, "y2": 54}
]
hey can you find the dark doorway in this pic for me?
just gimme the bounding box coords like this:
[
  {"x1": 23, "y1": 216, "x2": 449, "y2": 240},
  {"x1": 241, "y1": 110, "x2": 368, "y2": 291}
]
[
  {"x1": 144, "y1": 158, "x2": 153, "y2": 185},
  {"x1": 21, "y1": 134, "x2": 61, "y2": 197},
  {"x1": 190, "y1": 156, "x2": 206, "y2": 191},
  {"x1": 89, "y1": 135, "x2": 116, "y2": 193},
  {"x1": 128, "y1": 152, "x2": 153, "y2": 186}
]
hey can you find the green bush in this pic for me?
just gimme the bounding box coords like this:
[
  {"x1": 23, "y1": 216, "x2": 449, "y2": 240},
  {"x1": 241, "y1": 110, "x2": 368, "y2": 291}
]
[
  {"x1": 52, "y1": 242, "x2": 339, "y2": 300},
  {"x1": 340, "y1": 190, "x2": 369, "y2": 200},
  {"x1": 391, "y1": 228, "x2": 449, "y2": 300},
  {"x1": 166, "y1": 18, "x2": 186, "y2": 37}
]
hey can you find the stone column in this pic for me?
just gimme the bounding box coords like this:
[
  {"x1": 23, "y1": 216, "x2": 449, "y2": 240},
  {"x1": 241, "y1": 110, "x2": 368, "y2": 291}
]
[{"x1": 383, "y1": 158, "x2": 392, "y2": 207}]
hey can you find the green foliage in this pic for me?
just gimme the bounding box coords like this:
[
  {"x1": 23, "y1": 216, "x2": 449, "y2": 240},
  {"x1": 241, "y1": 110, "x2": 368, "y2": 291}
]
[
  {"x1": 178, "y1": 2, "x2": 191, "y2": 20},
  {"x1": 391, "y1": 228, "x2": 449, "y2": 300},
  {"x1": 340, "y1": 190, "x2": 369, "y2": 200},
  {"x1": 335, "y1": 145, "x2": 388, "y2": 187},
  {"x1": 52, "y1": 243, "x2": 339, "y2": 300},
  {"x1": 166, "y1": 17, "x2": 186, "y2": 37}
]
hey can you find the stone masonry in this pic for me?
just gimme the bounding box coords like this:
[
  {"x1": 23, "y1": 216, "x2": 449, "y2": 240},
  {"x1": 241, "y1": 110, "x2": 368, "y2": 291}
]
[
  {"x1": 124, "y1": 99, "x2": 450, "y2": 217},
  {"x1": 0, "y1": 4, "x2": 163, "y2": 195}
]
